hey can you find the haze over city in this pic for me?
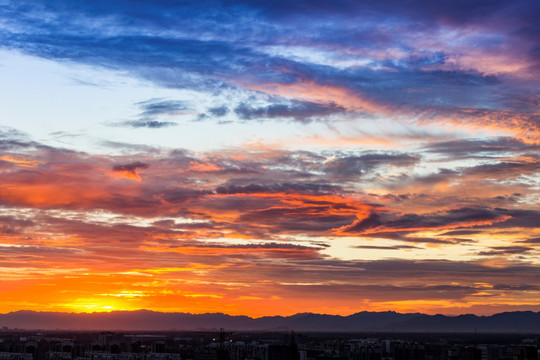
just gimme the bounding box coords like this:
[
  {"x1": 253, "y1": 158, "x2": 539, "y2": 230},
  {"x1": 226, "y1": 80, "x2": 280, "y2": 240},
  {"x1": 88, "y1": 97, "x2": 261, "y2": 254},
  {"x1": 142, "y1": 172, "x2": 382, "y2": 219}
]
[{"x1": 0, "y1": 0, "x2": 539, "y2": 320}]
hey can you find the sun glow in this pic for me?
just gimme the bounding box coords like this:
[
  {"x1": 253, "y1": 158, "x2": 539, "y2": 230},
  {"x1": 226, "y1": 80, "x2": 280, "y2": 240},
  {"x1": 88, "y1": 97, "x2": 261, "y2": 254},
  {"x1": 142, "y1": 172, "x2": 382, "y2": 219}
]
[{"x1": 60, "y1": 297, "x2": 141, "y2": 313}]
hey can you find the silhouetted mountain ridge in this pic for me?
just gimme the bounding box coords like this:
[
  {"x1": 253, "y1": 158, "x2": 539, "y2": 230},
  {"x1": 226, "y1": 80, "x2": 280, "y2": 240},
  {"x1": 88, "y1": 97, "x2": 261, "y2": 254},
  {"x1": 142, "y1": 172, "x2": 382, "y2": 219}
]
[{"x1": 1, "y1": 310, "x2": 539, "y2": 332}]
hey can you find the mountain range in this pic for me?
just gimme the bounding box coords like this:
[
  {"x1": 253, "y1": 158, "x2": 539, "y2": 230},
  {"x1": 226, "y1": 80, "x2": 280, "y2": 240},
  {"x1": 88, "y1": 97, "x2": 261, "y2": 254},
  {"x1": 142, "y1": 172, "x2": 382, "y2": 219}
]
[{"x1": 1, "y1": 310, "x2": 540, "y2": 333}]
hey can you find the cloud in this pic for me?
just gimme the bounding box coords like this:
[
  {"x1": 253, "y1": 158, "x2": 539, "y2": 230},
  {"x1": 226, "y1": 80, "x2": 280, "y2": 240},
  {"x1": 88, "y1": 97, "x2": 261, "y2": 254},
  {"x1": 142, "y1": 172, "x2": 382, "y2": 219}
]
[
  {"x1": 208, "y1": 106, "x2": 229, "y2": 117},
  {"x1": 196, "y1": 105, "x2": 230, "y2": 121},
  {"x1": 112, "y1": 99, "x2": 188, "y2": 128},
  {"x1": 1, "y1": 115, "x2": 539, "y2": 315},
  {"x1": 99, "y1": 140, "x2": 160, "y2": 153},
  {"x1": 518, "y1": 237, "x2": 540, "y2": 244},
  {"x1": 440, "y1": 230, "x2": 482, "y2": 236},
  {"x1": 339, "y1": 207, "x2": 512, "y2": 235},
  {"x1": 120, "y1": 120, "x2": 177, "y2": 128},
  {"x1": 352, "y1": 245, "x2": 421, "y2": 250},
  {"x1": 0, "y1": 215, "x2": 34, "y2": 235},
  {"x1": 1, "y1": 132, "x2": 537, "y2": 243},
  {"x1": 488, "y1": 209, "x2": 540, "y2": 229},
  {"x1": 214, "y1": 182, "x2": 341, "y2": 195},
  {"x1": 324, "y1": 152, "x2": 419, "y2": 178},
  {"x1": 234, "y1": 100, "x2": 346, "y2": 123},
  {"x1": 463, "y1": 156, "x2": 540, "y2": 179},
  {"x1": 423, "y1": 137, "x2": 539, "y2": 158},
  {"x1": 112, "y1": 161, "x2": 149, "y2": 172},
  {"x1": 492, "y1": 284, "x2": 540, "y2": 291},
  {"x1": 278, "y1": 283, "x2": 478, "y2": 301},
  {"x1": 136, "y1": 99, "x2": 188, "y2": 118},
  {"x1": 476, "y1": 246, "x2": 534, "y2": 256},
  {"x1": 3, "y1": 0, "x2": 540, "y2": 138}
]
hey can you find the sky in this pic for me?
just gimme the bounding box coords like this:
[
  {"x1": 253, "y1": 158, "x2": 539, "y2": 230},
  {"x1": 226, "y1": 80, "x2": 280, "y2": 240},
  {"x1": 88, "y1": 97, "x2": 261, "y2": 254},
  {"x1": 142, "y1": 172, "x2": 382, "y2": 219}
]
[{"x1": 0, "y1": 0, "x2": 539, "y2": 317}]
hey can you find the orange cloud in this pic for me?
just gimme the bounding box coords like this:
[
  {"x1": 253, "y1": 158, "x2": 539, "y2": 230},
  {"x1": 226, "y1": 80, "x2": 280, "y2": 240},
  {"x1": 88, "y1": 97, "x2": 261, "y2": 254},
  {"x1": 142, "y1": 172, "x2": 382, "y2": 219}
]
[
  {"x1": 0, "y1": 155, "x2": 40, "y2": 167},
  {"x1": 244, "y1": 78, "x2": 384, "y2": 113},
  {"x1": 0, "y1": 138, "x2": 538, "y2": 317}
]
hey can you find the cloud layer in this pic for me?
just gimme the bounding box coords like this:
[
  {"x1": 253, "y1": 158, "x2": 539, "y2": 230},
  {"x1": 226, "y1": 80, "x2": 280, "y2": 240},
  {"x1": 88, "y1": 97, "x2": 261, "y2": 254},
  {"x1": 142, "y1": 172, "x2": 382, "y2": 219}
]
[
  {"x1": 1, "y1": 128, "x2": 539, "y2": 315},
  {"x1": 1, "y1": 0, "x2": 539, "y2": 139}
]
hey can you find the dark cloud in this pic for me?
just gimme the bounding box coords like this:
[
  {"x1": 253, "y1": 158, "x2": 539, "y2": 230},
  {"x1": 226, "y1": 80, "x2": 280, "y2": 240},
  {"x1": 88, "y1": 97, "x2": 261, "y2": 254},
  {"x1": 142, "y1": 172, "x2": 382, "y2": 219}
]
[
  {"x1": 0, "y1": 215, "x2": 35, "y2": 235},
  {"x1": 215, "y1": 182, "x2": 340, "y2": 195},
  {"x1": 492, "y1": 284, "x2": 540, "y2": 291},
  {"x1": 234, "y1": 100, "x2": 346, "y2": 123},
  {"x1": 196, "y1": 105, "x2": 230, "y2": 121},
  {"x1": 352, "y1": 245, "x2": 420, "y2": 250},
  {"x1": 111, "y1": 99, "x2": 189, "y2": 128},
  {"x1": 400, "y1": 155, "x2": 538, "y2": 194},
  {"x1": 0, "y1": 244, "x2": 80, "y2": 256},
  {"x1": 463, "y1": 157, "x2": 540, "y2": 179},
  {"x1": 279, "y1": 283, "x2": 477, "y2": 301},
  {"x1": 237, "y1": 207, "x2": 357, "y2": 234},
  {"x1": 0, "y1": 128, "x2": 46, "y2": 152},
  {"x1": 112, "y1": 161, "x2": 149, "y2": 173},
  {"x1": 354, "y1": 258, "x2": 534, "y2": 278},
  {"x1": 518, "y1": 237, "x2": 540, "y2": 244},
  {"x1": 174, "y1": 240, "x2": 325, "y2": 250},
  {"x1": 208, "y1": 105, "x2": 229, "y2": 117},
  {"x1": 345, "y1": 207, "x2": 540, "y2": 243},
  {"x1": 119, "y1": 120, "x2": 177, "y2": 128},
  {"x1": 489, "y1": 209, "x2": 540, "y2": 229},
  {"x1": 423, "y1": 137, "x2": 539, "y2": 157},
  {"x1": 324, "y1": 152, "x2": 419, "y2": 177},
  {"x1": 492, "y1": 193, "x2": 522, "y2": 204},
  {"x1": 440, "y1": 230, "x2": 482, "y2": 236},
  {"x1": 136, "y1": 99, "x2": 188, "y2": 118},
  {"x1": 343, "y1": 207, "x2": 509, "y2": 234},
  {"x1": 476, "y1": 246, "x2": 534, "y2": 256},
  {"x1": 258, "y1": 257, "x2": 540, "y2": 295},
  {"x1": 411, "y1": 169, "x2": 460, "y2": 186},
  {"x1": 158, "y1": 187, "x2": 211, "y2": 204}
]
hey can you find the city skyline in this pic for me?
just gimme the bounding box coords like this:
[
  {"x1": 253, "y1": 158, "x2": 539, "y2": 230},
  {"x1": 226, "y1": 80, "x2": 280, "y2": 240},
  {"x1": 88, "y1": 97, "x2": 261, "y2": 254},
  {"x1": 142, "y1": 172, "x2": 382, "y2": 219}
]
[{"x1": 0, "y1": 0, "x2": 539, "y2": 317}]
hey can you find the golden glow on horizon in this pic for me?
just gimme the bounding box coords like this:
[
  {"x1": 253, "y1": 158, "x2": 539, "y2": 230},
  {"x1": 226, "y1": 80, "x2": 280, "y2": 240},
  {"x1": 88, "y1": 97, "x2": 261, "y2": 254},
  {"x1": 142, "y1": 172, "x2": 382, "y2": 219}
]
[{"x1": 59, "y1": 297, "x2": 141, "y2": 313}]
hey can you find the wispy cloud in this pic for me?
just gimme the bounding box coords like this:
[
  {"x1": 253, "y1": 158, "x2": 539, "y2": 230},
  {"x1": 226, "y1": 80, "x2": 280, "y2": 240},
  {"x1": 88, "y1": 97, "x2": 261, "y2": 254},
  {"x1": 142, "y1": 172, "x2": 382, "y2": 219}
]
[
  {"x1": 112, "y1": 99, "x2": 188, "y2": 128},
  {"x1": 1, "y1": 0, "x2": 539, "y2": 138}
]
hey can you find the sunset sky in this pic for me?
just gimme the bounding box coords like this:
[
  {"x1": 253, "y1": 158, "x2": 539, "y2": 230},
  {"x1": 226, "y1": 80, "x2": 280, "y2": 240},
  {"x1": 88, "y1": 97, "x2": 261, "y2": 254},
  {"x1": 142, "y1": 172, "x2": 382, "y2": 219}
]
[{"x1": 1, "y1": 0, "x2": 539, "y2": 317}]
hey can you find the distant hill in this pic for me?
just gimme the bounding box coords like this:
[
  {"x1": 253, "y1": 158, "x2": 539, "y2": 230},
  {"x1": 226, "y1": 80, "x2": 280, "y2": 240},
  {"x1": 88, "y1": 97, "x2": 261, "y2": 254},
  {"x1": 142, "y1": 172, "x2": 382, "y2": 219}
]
[{"x1": 1, "y1": 310, "x2": 540, "y2": 333}]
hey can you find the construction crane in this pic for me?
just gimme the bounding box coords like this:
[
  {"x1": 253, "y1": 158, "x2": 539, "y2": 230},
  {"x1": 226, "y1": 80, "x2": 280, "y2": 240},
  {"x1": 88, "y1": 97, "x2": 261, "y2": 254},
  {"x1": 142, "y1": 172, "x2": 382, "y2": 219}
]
[{"x1": 218, "y1": 328, "x2": 233, "y2": 360}]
